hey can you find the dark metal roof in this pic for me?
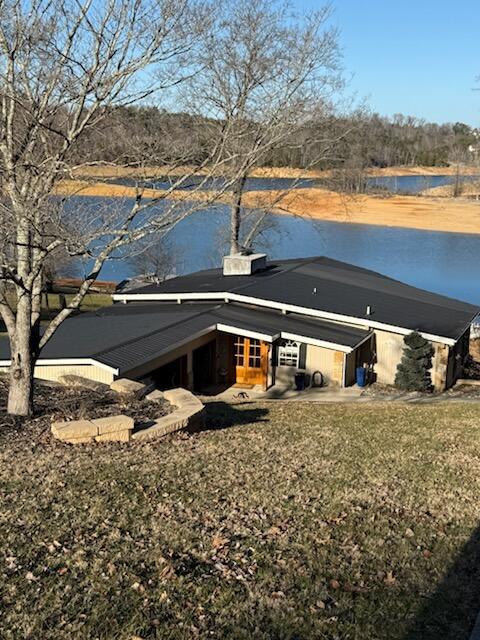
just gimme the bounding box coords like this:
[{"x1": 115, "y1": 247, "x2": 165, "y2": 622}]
[
  {"x1": 213, "y1": 304, "x2": 369, "y2": 348},
  {"x1": 128, "y1": 257, "x2": 478, "y2": 341},
  {"x1": 0, "y1": 303, "x2": 215, "y2": 365},
  {"x1": 0, "y1": 299, "x2": 371, "y2": 374}
]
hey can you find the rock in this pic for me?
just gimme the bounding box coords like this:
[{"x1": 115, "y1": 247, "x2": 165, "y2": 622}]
[
  {"x1": 58, "y1": 374, "x2": 108, "y2": 391},
  {"x1": 132, "y1": 388, "x2": 205, "y2": 441},
  {"x1": 63, "y1": 436, "x2": 95, "y2": 444},
  {"x1": 93, "y1": 415, "x2": 134, "y2": 435},
  {"x1": 51, "y1": 419, "x2": 98, "y2": 440},
  {"x1": 110, "y1": 378, "x2": 147, "y2": 398},
  {"x1": 52, "y1": 415, "x2": 134, "y2": 443},
  {"x1": 95, "y1": 430, "x2": 131, "y2": 443},
  {"x1": 146, "y1": 389, "x2": 165, "y2": 402}
]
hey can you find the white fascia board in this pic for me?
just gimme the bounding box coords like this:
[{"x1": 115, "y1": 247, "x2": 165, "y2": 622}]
[
  {"x1": 215, "y1": 323, "x2": 275, "y2": 342},
  {"x1": 354, "y1": 333, "x2": 375, "y2": 349},
  {"x1": 279, "y1": 331, "x2": 353, "y2": 353},
  {"x1": 111, "y1": 291, "x2": 457, "y2": 346},
  {"x1": 0, "y1": 358, "x2": 119, "y2": 374},
  {"x1": 112, "y1": 292, "x2": 222, "y2": 302}
]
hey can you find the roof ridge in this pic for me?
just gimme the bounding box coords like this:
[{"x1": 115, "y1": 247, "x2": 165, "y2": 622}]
[{"x1": 229, "y1": 255, "x2": 320, "y2": 294}]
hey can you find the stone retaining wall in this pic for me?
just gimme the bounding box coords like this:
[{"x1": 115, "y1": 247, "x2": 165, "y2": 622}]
[
  {"x1": 51, "y1": 377, "x2": 205, "y2": 444},
  {"x1": 52, "y1": 415, "x2": 134, "y2": 444},
  {"x1": 131, "y1": 388, "x2": 205, "y2": 441}
]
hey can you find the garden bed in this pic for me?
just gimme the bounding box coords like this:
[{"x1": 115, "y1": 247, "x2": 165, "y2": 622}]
[{"x1": 0, "y1": 376, "x2": 170, "y2": 437}]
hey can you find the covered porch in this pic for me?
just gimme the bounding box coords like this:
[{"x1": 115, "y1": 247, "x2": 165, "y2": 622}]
[{"x1": 140, "y1": 319, "x2": 373, "y2": 395}]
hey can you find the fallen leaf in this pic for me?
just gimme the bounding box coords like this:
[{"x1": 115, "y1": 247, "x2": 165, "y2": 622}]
[
  {"x1": 330, "y1": 579, "x2": 340, "y2": 590},
  {"x1": 212, "y1": 534, "x2": 229, "y2": 549},
  {"x1": 384, "y1": 571, "x2": 396, "y2": 586}
]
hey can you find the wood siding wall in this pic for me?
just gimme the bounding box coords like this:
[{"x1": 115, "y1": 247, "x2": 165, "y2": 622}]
[{"x1": 0, "y1": 364, "x2": 114, "y2": 384}]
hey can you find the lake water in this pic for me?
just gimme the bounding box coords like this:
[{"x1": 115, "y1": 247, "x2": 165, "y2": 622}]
[
  {"x1": 75, "y1": 196, "x2": 480, "y2": 305},
  {"x1": 110, "y1": 173, "x2": 480, "y2": 194},
  {"x1": 368, "y1": 174, "x2": 480, "y2": 194}
]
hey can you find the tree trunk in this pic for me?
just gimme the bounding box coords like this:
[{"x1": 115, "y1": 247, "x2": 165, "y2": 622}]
[
  {"x1": 230, "y1": 174, "x2": 247, "y2": 254},
  {"x1": 7, "y1": 319, "x2": 35, "y2": 417}
]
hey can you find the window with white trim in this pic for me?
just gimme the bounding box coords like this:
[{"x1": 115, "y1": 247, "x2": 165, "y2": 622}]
[{"x1": 278, "y1": 340, "x2": 300, "y2": 367}]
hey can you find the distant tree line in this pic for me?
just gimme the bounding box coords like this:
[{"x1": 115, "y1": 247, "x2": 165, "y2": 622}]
[{"x1": 78, "y1": 107, "x2": 479, "y2": 172}]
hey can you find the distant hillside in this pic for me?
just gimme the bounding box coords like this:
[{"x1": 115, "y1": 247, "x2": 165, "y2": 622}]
[{"x1": 75, "y1": 106, "x2": 479, "y2": 173}]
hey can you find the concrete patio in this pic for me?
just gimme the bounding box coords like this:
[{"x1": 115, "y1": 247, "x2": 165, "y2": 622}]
[
  {"x1": 198, "y1": 379, "x2": 480, "y2": 405},
  {"x1": 199, "y1": 383, "x2": 364, "y2": 403}
]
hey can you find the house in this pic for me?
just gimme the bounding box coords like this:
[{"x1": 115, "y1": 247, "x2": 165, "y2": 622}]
[{"x1": 0, "y1": 255, "x2": 477, "y2": 392}]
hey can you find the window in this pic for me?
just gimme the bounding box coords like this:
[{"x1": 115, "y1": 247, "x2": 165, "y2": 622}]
[
  {"x1": 248, "y1": 338, "x2": 261, "y2": 368},
  {"x1": 278, "y1": 340, "x2": 300, "y2": 367},
  {"x1": 234, "y1": 337, "x2": 245, "y2": 366}
]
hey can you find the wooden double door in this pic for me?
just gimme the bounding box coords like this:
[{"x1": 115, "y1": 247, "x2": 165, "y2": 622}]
[{"x1": 234, "y1": 336, "x2": 268, "y2": 387}]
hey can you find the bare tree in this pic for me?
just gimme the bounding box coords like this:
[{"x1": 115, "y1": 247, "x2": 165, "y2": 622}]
[
  {"x1": 183, "y1": 0, "x2": 342, "y2": 254},
  {"x1": 128, "y1": 234, "x2": 181, "y2": 284},
  {"x1": 0, "y1": 0, "x2": 235, "y2": 416}
]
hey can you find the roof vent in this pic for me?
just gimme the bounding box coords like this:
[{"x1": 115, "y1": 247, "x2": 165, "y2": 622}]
[
  {"x1": 222, "y1": 253, "x2": 267, "y2": 276},
  {"x1": 366, "y1": 305, "x2": 372, "y2": 316}
]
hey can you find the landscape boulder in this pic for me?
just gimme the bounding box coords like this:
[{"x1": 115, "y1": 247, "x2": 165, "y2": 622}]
[
  {"x1": 146, "y1": 389, "x2": 165, "y2": 402},
  {"x1": 52, "y1": 414, "x2": 134, "y2": 444},
  {"x1": 110, "y1": 378, "x2": 147, "y2": 398},
  {"x1": 58, "y1": 374, "x2": 108, "y2": 392}
]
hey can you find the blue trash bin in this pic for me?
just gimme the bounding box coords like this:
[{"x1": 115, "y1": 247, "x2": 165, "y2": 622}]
[{"x1": 356, "y1": 366, "x2": 367, "y2": 387}]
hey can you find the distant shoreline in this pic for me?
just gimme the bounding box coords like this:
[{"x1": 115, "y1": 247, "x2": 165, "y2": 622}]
[
  {"x1": 56, "y1": 177, "x2": 480, "y2": 237},
  {"x1": 241, "y1": 188, "x2": 480, "y2": 236},
  {"x1": 72, "y1": 164, "x2": 480, "y2": 180}
]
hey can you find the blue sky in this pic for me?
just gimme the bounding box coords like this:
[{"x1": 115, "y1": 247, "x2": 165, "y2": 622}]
[{"x1": 299, "y1": 0, "x2": 479, "y2": 126}]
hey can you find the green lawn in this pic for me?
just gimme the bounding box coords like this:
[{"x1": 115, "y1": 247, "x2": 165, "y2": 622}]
[
  {"x1": 1, "y1": 401, "x2": 480, "y2": 639},
  {"x1": 42, "y1": 292, "x2": 113, "y2": 314}
]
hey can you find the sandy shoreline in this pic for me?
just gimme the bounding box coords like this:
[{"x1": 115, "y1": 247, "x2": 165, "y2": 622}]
[
  {"x1": 73, "y1": 164, "x2": 480, "y2": 180},
  {"x1": 241, "y1": 188, "x2": 480, "y2": 235},
  {"x1": 56, "y1": 179, "x2": 480, "y2": 236}
]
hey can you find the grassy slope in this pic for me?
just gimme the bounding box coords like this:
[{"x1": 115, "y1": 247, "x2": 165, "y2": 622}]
[{"x1": 1, "y1": 401, "x2": 480, "y2": 639}]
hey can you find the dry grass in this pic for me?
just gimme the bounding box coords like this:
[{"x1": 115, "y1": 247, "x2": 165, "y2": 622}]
[
  {"x1": 421, "y1": 182, "x2": 480, "y2": 198},
  {"x1": 0, "y1": 294, "x2": 112, "y2": 327},
  {"x1": 1, "y1": 400, "x2": 480, "y2": 639}
]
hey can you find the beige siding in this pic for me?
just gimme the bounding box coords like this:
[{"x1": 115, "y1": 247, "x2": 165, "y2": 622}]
[
  {"x1": 373, "y1": 330, "x2": 405, "y2": 385},
  {"x1": 0, "y1": 364, "x2": 114, "y2": 384},
  {"x1": 306, "y1": 345, "x2": 344, "y2": 386},
  {"x1": 373, "y1": 329, "x2": 448, "y2": 391}
]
